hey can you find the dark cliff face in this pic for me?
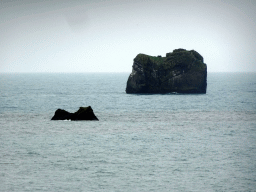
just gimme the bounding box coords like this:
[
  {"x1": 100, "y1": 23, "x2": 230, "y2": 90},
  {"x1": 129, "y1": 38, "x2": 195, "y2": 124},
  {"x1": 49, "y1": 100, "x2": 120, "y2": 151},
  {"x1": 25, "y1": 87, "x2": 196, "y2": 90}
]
[{"x1": 126, "y1": 49, "x2": 207, "y2": 94}]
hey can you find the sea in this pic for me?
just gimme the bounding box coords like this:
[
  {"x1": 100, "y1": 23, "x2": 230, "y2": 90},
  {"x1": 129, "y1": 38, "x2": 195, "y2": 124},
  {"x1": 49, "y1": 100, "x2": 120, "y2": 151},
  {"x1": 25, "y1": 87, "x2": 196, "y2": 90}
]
[{"x1": 0, "y1": 72, "x2": 255, "y2": 192}]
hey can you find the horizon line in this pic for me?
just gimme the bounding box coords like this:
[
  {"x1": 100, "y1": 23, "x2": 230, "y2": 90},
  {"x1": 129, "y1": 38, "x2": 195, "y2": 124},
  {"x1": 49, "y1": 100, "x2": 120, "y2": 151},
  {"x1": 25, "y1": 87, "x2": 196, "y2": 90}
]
[{"x1": 0, "y1": 71, "x2": 256, "y2": 74}]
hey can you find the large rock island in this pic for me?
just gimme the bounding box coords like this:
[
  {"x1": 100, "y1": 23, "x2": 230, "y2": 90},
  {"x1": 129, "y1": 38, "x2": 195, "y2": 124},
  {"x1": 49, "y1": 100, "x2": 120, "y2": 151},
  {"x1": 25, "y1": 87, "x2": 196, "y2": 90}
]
[{"x1": 126, "y1": 49, "x2": 207, "y2": 94}]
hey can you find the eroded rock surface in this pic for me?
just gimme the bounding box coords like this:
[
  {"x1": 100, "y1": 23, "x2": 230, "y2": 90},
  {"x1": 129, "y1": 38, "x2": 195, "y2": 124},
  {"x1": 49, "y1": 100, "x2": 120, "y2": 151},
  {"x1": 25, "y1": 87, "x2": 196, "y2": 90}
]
[{"x1": 126, "y1": 49, "x2": 207, "y2": 94}]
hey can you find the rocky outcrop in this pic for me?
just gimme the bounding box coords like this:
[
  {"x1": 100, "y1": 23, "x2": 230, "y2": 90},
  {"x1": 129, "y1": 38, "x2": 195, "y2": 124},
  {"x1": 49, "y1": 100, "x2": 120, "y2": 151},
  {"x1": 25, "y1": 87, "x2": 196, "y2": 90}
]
[
  {"x1": 51, "y1": 106, "x2": 99, "y2": 121},
  {"x1": 126, "y1": 49, "x2": 207, "y2": 94}
]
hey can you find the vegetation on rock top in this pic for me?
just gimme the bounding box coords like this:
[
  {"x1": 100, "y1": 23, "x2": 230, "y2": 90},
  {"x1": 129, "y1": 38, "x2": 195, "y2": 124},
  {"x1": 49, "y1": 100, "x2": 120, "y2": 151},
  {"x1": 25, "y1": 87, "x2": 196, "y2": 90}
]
[{"x1": 134, "y1": 49, "x2": 206, "y2": 73}]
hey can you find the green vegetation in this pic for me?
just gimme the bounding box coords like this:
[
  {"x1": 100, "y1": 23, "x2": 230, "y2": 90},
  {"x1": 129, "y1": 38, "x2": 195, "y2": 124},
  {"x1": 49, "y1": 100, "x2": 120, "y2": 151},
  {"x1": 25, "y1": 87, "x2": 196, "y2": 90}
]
[
  {"x1": 135, "y1": 49, "x2": 206, "y2": 72},
  {"x1": 135, "y1": 54, "x2": 165, "y2": 66},
  {"x1": 148, "y1": 55, "x2": 165, "y2": 65}
]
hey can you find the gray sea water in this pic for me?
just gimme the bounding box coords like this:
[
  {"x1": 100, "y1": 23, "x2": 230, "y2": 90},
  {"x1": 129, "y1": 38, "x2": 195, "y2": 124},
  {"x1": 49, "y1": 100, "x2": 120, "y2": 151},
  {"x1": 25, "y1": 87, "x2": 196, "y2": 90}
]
[{"x1": 0, "y1": 72, "x2": 256, "y2": 191}]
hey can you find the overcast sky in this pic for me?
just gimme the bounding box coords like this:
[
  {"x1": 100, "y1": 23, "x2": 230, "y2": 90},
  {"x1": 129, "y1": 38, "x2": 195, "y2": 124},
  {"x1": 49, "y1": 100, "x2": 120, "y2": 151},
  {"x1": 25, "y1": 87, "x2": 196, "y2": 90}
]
[{"x1": 0, "y1": 0, "x2": 256, "y2": 73}]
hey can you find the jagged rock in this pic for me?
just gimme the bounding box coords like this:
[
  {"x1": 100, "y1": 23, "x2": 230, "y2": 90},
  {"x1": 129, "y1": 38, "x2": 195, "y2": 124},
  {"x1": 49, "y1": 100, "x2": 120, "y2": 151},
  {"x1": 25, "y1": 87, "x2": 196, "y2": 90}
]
[
  {"x1": 51, "y1": 106, "x2": 99, "y2": 121},
  {"x1": 126, "y1": 49, "x2": 207, "y2": 94}
]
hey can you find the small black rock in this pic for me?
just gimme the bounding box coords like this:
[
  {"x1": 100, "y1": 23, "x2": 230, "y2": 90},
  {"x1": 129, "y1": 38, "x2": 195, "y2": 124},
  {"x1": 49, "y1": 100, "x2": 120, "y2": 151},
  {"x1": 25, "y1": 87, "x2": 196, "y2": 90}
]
[{"x1": 51, "y1": 106, "x2": 99, "y2": 121}]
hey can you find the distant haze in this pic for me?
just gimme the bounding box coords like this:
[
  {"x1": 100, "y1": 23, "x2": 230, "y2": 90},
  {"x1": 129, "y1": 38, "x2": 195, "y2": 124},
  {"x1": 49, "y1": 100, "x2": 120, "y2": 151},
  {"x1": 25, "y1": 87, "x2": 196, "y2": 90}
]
[{"x1": 0, "y1": 0, "x2": 256, "y2": 73}]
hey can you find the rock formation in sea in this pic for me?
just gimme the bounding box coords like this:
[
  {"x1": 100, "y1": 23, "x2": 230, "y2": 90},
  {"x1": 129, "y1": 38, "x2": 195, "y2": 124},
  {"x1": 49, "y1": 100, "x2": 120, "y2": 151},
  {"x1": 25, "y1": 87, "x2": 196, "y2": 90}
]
[
  {"x1": 126, "y1": 48, "x2": 207, "y2": 94},
  {"x1": 51, "y1": 106, "x2": 99, "y2": 121}
]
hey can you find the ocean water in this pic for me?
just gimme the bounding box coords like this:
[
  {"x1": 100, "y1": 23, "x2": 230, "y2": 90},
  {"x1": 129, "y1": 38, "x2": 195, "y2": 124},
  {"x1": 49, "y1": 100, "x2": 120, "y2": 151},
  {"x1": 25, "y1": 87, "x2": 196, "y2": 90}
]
[{"x1": 0, "y1": 72, "x2": 256, "y2": 191}]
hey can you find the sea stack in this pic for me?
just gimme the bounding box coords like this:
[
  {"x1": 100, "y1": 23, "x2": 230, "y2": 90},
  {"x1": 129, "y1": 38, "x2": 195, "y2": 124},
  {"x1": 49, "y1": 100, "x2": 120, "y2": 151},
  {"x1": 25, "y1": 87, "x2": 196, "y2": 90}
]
[
  {"x1": 126, "y1": 49, "x2": 207, "y2": 94},
  {"x1": 51, "y1": 106, "x2": 99, "y2": 121}
]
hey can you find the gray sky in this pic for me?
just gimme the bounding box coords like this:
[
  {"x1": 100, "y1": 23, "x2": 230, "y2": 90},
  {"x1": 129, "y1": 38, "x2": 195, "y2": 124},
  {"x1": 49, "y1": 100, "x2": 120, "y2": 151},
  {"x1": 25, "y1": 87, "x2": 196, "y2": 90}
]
[{"x1": 0, "y1": 0, "x2": 256, "y2": 72}]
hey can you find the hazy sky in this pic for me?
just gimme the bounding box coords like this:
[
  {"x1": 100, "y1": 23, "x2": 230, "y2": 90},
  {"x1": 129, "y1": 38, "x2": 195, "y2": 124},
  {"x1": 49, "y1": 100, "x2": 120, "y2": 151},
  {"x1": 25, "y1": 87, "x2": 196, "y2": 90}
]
[{"x1": 0, "y1": 0, "x2": 256, "y2": 72}]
